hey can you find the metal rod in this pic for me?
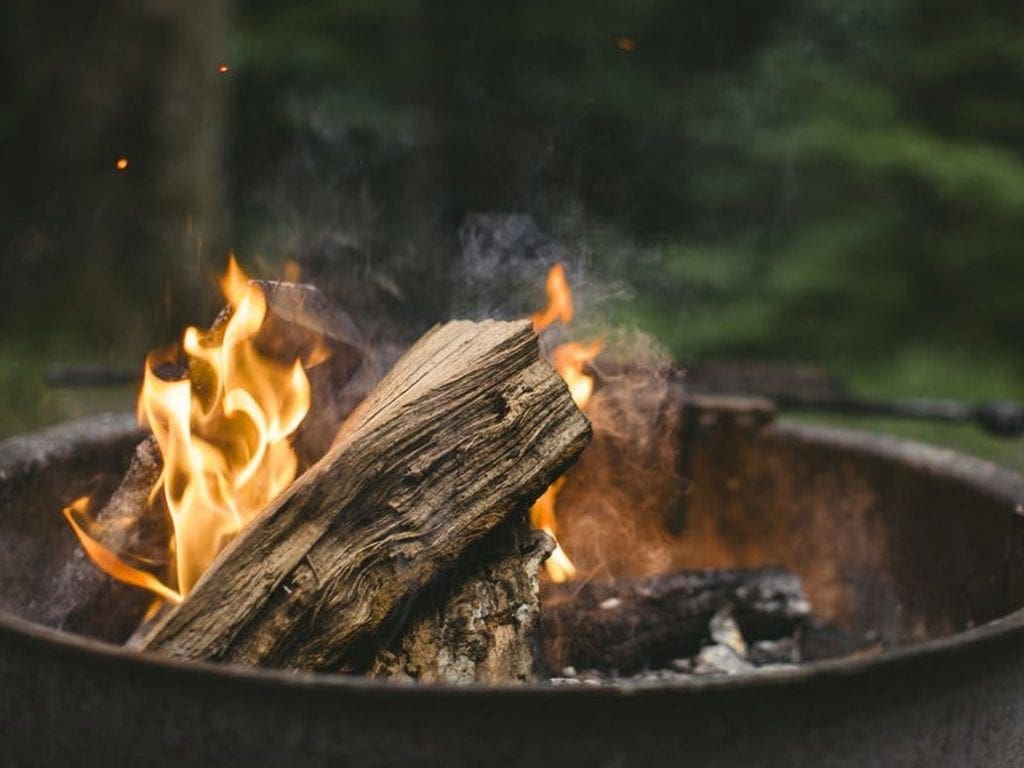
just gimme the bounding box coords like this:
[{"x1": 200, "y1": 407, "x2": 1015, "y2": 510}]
[{"x1": 44, "y1": 365, "x2": 140, "y2": 387}]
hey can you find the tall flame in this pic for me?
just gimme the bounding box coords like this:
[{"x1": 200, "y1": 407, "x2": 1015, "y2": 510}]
[
  {"x1": 530, "y1": 263, "x2": 601, "y2": 582},
  {"x1": 64, "y1": 255, "x2": 312, "y2": 600}
]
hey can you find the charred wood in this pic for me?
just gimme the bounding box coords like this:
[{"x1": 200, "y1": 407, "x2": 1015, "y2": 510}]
[{"x1": 541, "y1": 567, "x2": 810, "y2": 674}]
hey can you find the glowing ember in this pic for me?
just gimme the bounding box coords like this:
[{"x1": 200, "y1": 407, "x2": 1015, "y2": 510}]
[
  {"x1": 218, "y1": 64, "x2": 230, "y2": 74},
  {"x1": 115, "y1": 157, "x2": 129, "y2": 171},
  {"x1": 530, "y1": 263, "x2": 601, "y2": 582},
  {"x1": 63, "y1": 255, "x2": 312, "y2": 600},
  {"x1": 614, "y1": 36, "x2": 636, "y2": 52}
]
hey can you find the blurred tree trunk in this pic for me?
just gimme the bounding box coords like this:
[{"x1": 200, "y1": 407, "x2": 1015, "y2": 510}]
[{"x1": 0, "y1": 0, "x2": 232, "y2": 350}]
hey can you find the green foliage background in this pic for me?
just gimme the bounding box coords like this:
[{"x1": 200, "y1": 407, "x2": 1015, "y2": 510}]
[{"x1": 1, "y1": 0, "x2": 1022, "y2": 467}]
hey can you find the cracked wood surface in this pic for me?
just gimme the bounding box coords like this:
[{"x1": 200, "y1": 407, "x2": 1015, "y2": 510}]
[{"x1": 141, "y1": 319, "x2": 591, "y2": 670}]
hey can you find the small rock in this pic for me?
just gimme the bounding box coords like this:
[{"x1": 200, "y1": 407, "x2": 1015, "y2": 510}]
[
  {"x1": 709, "y1": 607, "x2": 748, "y2": 658},
  {"x1": 692, "y1": 644, "x2": 756, "y2": 676}
]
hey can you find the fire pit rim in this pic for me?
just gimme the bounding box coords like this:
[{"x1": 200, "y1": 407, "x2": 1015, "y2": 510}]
[
  {"x1": 3, "y1": 412, "x2": 1024, "y2": 696},
  {"x1": 3, "y1": 597, "x2": 1024, "y2": 698}
]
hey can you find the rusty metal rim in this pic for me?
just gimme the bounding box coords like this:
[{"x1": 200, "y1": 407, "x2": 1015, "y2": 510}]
[{"x1": 3, "y1": 413, "x2": 1024, "y2": 699}]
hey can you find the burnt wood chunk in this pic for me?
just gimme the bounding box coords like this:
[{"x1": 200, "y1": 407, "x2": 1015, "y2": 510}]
[
  {"x1": 541, "y1": 567, "x2": 810, "y2": 674},
  {"x1": 370, "y1": 519, "x2": 554, "y2": 684},
  {"x1": 63, "y1": 436, "x2": 169, "y2": 641},
  {"x1": 141, "y1": 319, "x2": 591, "y2": 670}
]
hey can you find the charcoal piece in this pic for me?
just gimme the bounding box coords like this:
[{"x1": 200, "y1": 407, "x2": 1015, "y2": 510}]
[{"x1": 541, "y1": 566, "x2": 810, "y2": 674}]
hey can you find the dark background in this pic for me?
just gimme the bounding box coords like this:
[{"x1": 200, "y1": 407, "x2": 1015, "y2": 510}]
[{"x1": 1, "y1": 0, "x2": 1022, "y2": 467}]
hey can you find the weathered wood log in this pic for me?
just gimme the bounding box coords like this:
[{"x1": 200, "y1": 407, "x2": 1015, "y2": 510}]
[
  {"x1": 141, "y1": 319, "x2": 591, "y2": 670},
  {"x1": 541, "y1": 567, "x2": 810, "y2": 674},
  {"x1": 369, "y1": 517, "x2": 554, "y2": 684}
]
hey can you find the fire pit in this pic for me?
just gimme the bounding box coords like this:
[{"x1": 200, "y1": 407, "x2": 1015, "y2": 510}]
[{"x1": 3, "y1": 406, "x2": 1024, "y2": 766}]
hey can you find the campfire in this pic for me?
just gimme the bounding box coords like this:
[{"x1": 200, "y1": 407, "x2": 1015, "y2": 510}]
[
  {"x1": 3, "y1": 270, "x2": 1023, "y2": 762},
  {"x1": 49, "y1": 255, "x2": 841, "y2": 684}
]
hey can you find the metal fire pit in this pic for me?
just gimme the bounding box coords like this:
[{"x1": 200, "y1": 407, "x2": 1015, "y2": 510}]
[{"x1": 2, "y1": 408, "x2": 1024, "y2": 767}]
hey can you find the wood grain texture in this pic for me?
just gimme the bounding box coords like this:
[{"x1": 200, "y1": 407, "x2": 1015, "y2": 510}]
[
  {"x1": 369, "y1": 518, "x2": 554, "y2": 684},
  {"x1": 141, "y1": 319, "x2": 591, "y2": 670}
]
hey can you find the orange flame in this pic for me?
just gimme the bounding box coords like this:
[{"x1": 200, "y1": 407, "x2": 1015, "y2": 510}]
[
  {"x1": 530, "y1": 263, "x2": 601, "y2": 582},
  {"x1": 531, "y1": 263, "x2": 573, "y2": 330},
  {"x1": 66, "y1": 255, "x2": 312, "y2": 600},
  {"x1": 62, "y1": 497, "x2": 182, "y2": 604}
]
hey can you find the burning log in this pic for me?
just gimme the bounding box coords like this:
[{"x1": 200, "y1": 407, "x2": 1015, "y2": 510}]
[
  {"x1": 541, "y1": 567, "x2": 810, "y2": 674},
  {"x1": 369, "y1": 519, "x2": 554, "y2": 684},
  {"x1": 141, "y1": 319, "x2": 591, "y2": 671},
  {"x1": 61, "y1": 278, "x2": 381, "y2": 641}
]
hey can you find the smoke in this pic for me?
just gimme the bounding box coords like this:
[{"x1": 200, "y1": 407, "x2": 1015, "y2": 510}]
[
  {"x1": 235, "y1": 91, "x2": 455, "y2": 345},
  {"x1": 450, "y1": 213, "x2": 632, "y2": 329},
  {"x1": 557, "y1": 333, "x2": 688, "y2": 582},
  {"x1": 452, "y1": 213, "x2": 689, "y2": 583},
  {"x1": 450, "y1": 214, "x2": 569, "y2": 320}
]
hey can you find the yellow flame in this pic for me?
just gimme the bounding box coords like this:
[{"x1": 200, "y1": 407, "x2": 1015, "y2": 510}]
[
  {"x1": 67, "y1": 255, "x2": 312, "y2": 600},
  {"x1": 530, "y1": 263, "x2": 601, "y2": 582}
]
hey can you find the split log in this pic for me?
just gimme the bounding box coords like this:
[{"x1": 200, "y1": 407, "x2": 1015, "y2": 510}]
[
  {"x1": 62, "y1": 436, "x2": 169, "y2": 641},
  {"x1": 142, "y1": 319, "x2": 591, "y2": 670},
  {"x1": 369, "y1": 518, "x2": 554, "y2": 684},
  {"x1": 541, "y1": 567, "x2": 810, "y2": 674}
]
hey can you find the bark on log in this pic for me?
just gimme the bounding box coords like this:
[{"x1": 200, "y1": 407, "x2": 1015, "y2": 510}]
[
  {"x1": 541, "y1": 567, "x2": 810, "y2": 674},
  {"x1": 369, "y1": 518, "x2": 554, "y2": 684},
  {"x1": 141, "y1": 319, "x2": 591, "y2": 670}
]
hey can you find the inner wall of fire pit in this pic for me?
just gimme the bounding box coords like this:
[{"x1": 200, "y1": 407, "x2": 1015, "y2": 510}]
[{"x1": 2, "y1": 412, "x2": 1023, "y2": 650}]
